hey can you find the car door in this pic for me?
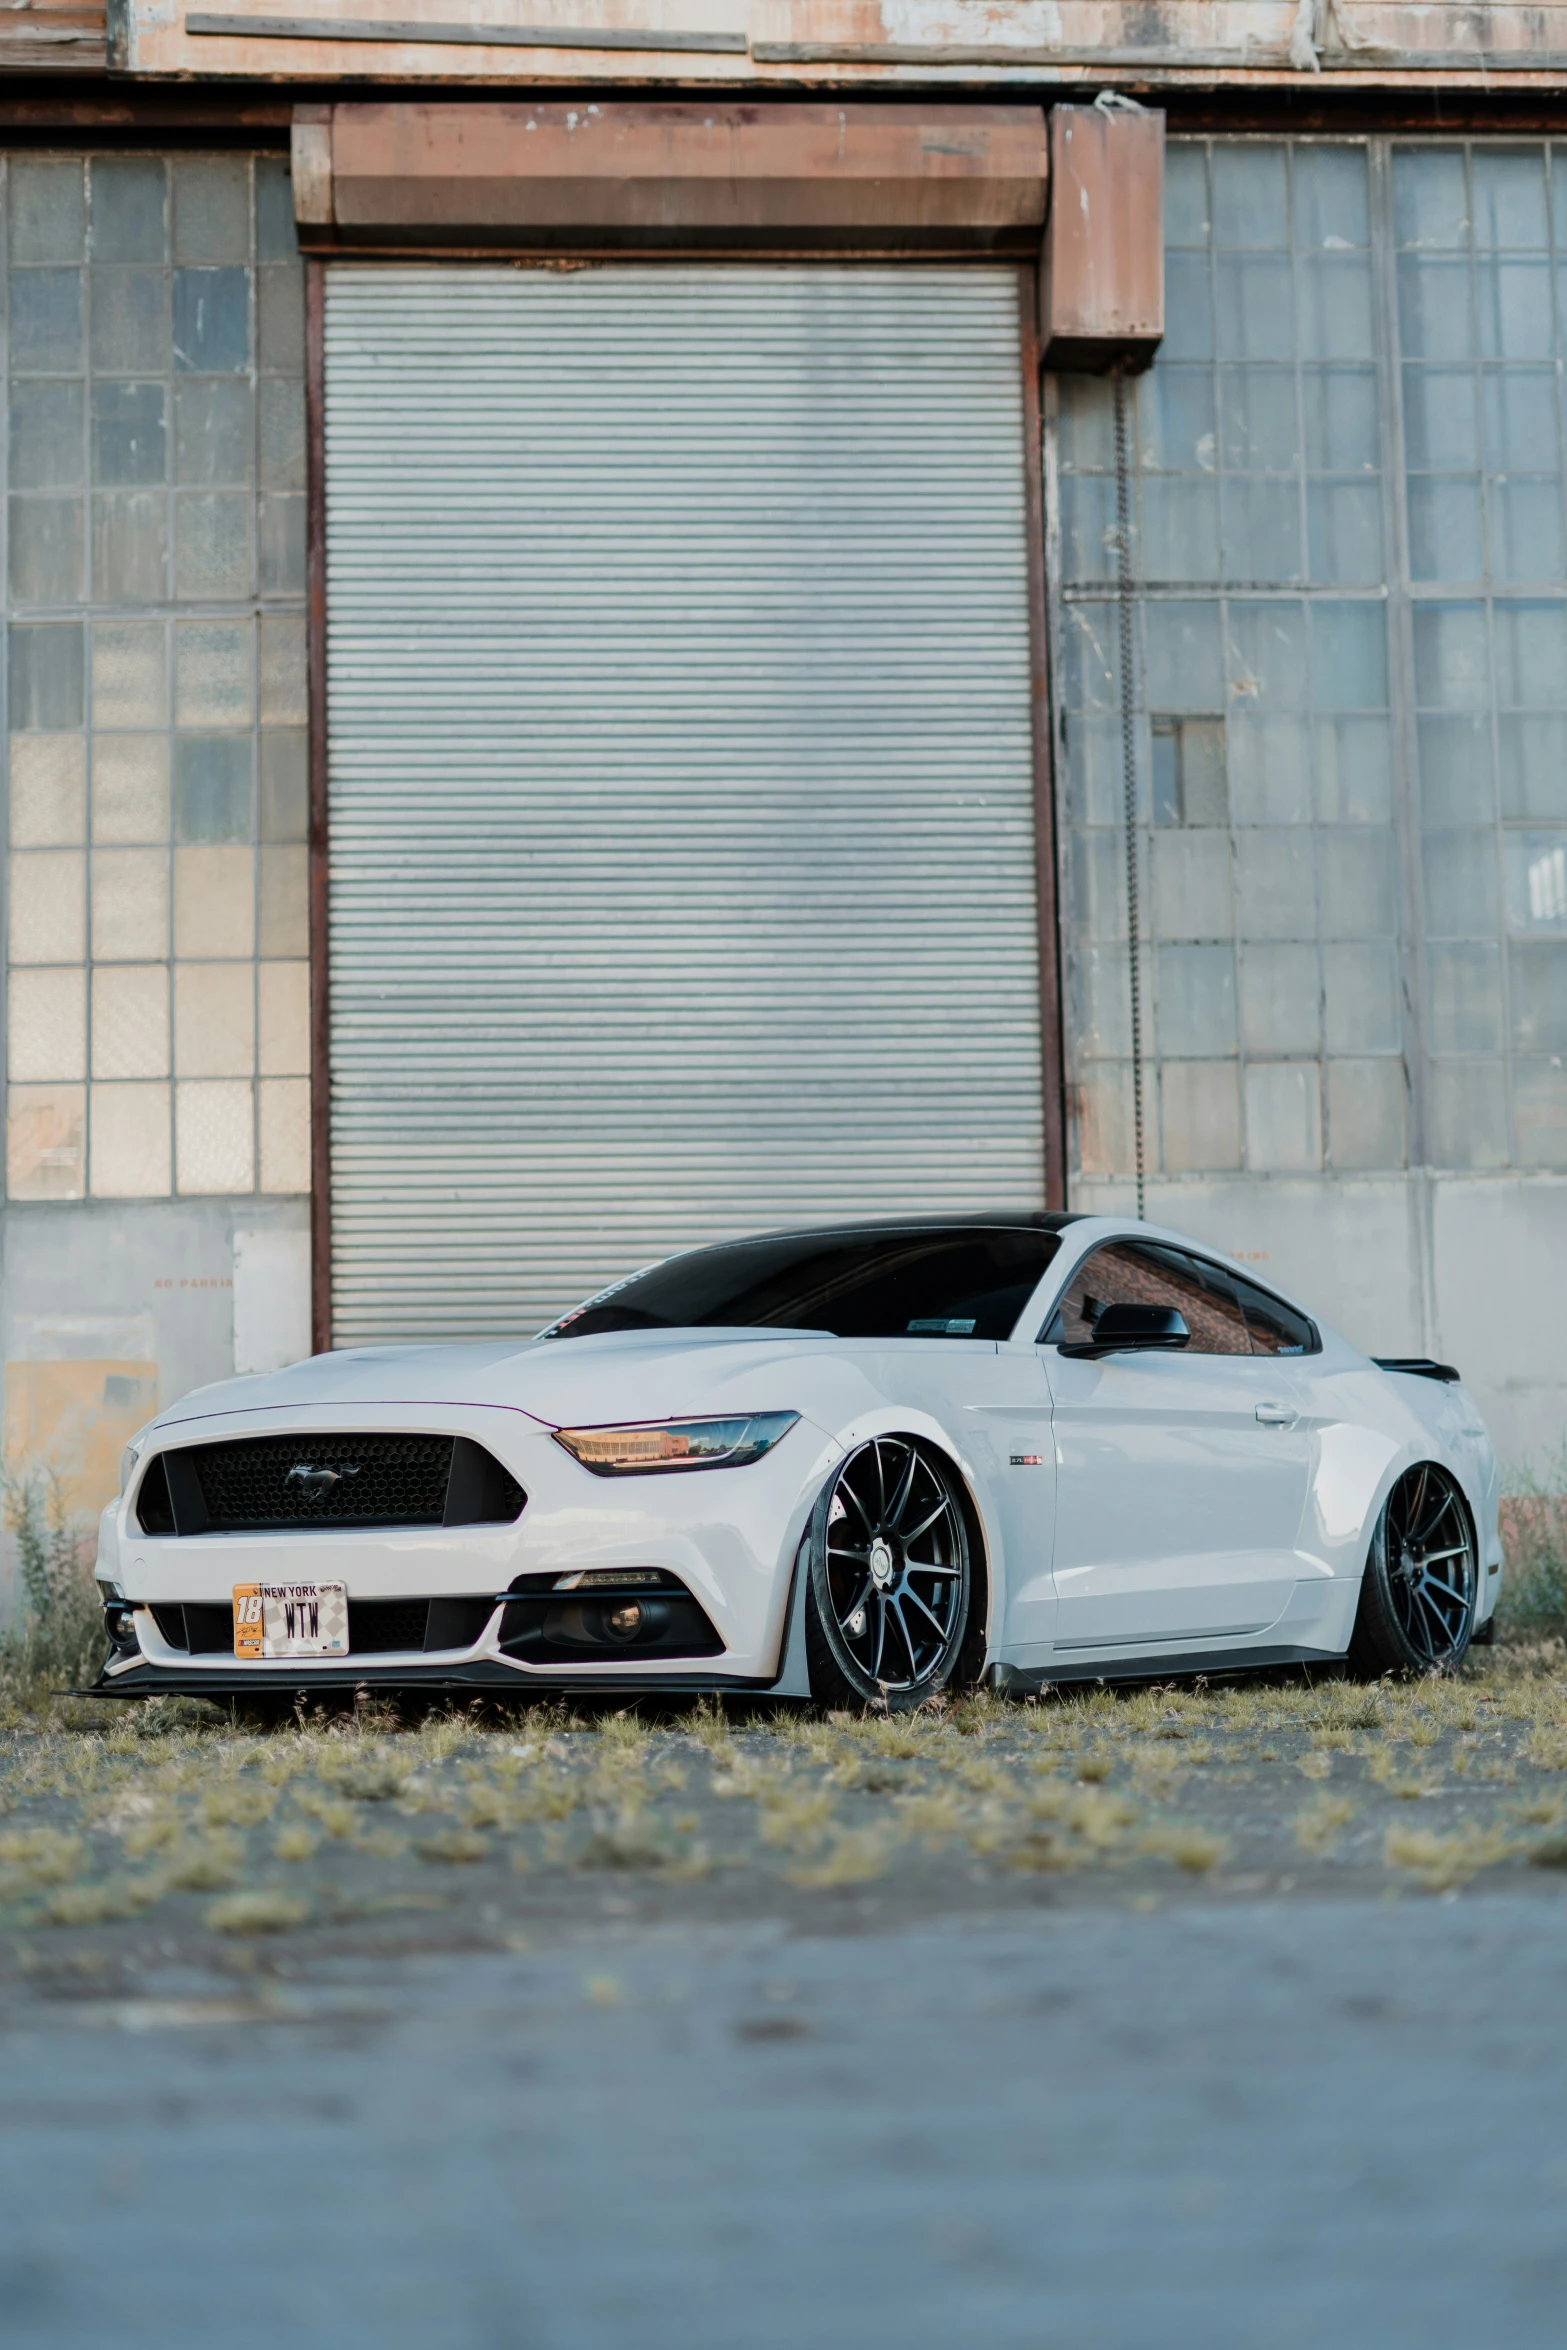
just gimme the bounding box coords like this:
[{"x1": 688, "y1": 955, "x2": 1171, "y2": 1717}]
[{"x1": 1041, "y1": 1239, "x2": 1314, "y2": 1656}]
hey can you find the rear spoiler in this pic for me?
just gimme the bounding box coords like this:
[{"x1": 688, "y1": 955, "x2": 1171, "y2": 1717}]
[{"x1": 1372, "y1": 1357, "x2": 1460, "y2": 1384}]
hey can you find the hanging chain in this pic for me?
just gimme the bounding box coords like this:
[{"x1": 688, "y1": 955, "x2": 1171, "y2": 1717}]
[{"x1": 1111, "y1": 364, "x2": 1146, "y2": 1222}]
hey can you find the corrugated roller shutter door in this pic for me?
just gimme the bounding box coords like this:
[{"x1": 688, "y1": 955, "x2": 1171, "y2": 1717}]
[{"x1": 324, "y1": 264, "x2": 1044, "y2": 1345}]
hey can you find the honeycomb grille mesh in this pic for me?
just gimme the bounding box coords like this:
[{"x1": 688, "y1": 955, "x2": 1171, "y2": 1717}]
[{"x1": 193, "y1": 1434, "x2": 454, "y2": 1529}]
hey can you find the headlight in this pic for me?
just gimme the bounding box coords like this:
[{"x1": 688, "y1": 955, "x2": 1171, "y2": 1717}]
[
  {"x1": 552, "y1": 1412, "x2": 799, "y2": 1477},
  {"x1": 120, "y1": 1421, "x2": 156, "y2": 1496}
]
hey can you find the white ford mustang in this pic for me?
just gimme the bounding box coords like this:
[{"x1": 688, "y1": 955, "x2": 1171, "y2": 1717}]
[{"x1": 93, "y1": 1214, "x2": 1502, "y2": 1709}]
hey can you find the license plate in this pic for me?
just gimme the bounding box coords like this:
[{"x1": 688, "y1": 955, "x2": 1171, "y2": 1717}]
[{"x1": 233, "y1": 1582, "x2": 349, "y2": 1660}]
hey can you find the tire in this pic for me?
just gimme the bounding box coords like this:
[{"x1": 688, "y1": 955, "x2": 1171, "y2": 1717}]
[
  {"x1": 1347, "y1": 1461, "x2": 1478, "y2": 1677},
  {"x1": 804, "y1": 1437, "x2": 971, "y2": 1710}
]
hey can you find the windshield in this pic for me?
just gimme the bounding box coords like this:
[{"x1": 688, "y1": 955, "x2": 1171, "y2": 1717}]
[{"x1": 542, "y1": 1227, "x2": 1064, "y2": 1344}]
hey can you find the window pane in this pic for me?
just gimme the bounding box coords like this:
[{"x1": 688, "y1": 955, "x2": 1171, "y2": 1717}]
[
  {"x1": 1408, "y1": 477, "x2": 1483, "y2": 579},
  {"x1": 90, "y1": 1081, "x2": 171, "y2": 1197},
  {"x1": 172, "y1": 268, "x2": 250, "y2": 374},
  {"x1": 1398, "y1": 256, "x2": 1472, "y2": 361},
  {"x1": 1235, "y1": 830, "x2": 1316, "y2": 937},
  {"x1": 1215, "y1": 257, "x2": 1294, "y2": 361},
  {"x1": 10, "y1": 735, "x2": 85, "y2": 847},
  {"x1": 1394, "y1": 150, "x2": 1469, "y2": 249},
  {"x1": 10, "y1": 270, "x2": 83, "y2": 373},
  {"x1": 1319, "y1": 830, "x2": 1396, "y2": 934},
  {"x1": 174, "y1": 845, "x2": 255, "y2": 958},
  {"x1": 1327, "y1": 1058, "x2": 1406, "y2": 1171},
  {"x1": 1241, "y1": 941, "x2": 1320, "y2": 1053},
  {"x1": 174, "y1": 735, "x2": 254, "y2": 843},
  {"x1": 90, "y1": 158, "x2": 167, "y2": 263},
  {"x1": 91, "y1": 619, "x2": 167, "y2": 728},
  {"x1": 1220, "y1": 367, "x2": 1298, "y2": 471},
  {"x1": 1297, "y1": 257, "x2": 1374, "y2": 361},
  {"x1": 9, "y1": 849, "x2": 85, "y2": 962},
  {"x1": 1220, "y1": 477, "x2": 1301, "y2": 581},
  {"x1": 91, "y1": 964, "x2": 170, "y2": 1080},
  {"x1": 91, "y1": 381, "x2": 166, "y2": 488},
  {"x1": 1499, "y1": 714, "x2": 1567, "y2": 819},
  {"x1": 1307, "y1": 480, "x2": 1383, "y2": 583},
  {"x1": 1228, "y1": 715, "x2": 1312, "y2": 825},
  {"x1": 1471, "y1": 149, "x2": 1549, "y2": 247},
  {"x1": 1212, "y1": 146, "x2": 1288, "y2": 248},
  {"x1": 1302, "y1": 368, "x2": 1379, "y2": 473},
  {"x1": 1293, "y1": 146, "x2": 1370, "y2": 250},
  {"x1": 1510, "y1": 942, "x2": 1567, "y2": 1050},
  {"x1": 8, "y1": 966, "x2": 86, "y2": 1082},
  {"x1": 1429, "y1": 1060, "x2": 1509, "y2": 1166},
  {"x1": 7, "y1": 1083, "x2": 85, "y2": 1200},
  {"x1": 1309, "y1": 602, "x2": 1388, "y2": 708},
  {"x1": 1155, "y1": 943, "x2": 1237, "y2": 1055},
  {"x1": 1428, "y1": 942, "x2": 1503, "y2": 1052},
  {"x1": 1159, "y1": 1060, "x2": 1242, "y2": 1172},
  {"x1": 1482, "y1": 369, "x2": 1559, "y2": 470},
  {"x1": 9, "y1": 624, "x2": 84, "y2": 730},
  {"x1": 1245, "y1": 1061, "x2": 1322, "y2": 1170},
  {"x1": 92, "y1": 735, "x2": 169, "y2": 844},
  {"x1": 174, "y1": 961, "x2": 254, "y2": 1076},
  {"x1": 1493, "y1": 601, "x2": 1567, "y2": 705},
  {"x1": 172, "y1": 157, "x2": 250, "y2": 265},
  {"x1": 1323, "y1": 941, "x2": 1401, "y2": 1052},
  {"x1": 10, "y1": 160, "x2": 85, "y2": 265},
  {"x1": 259, "y1": 1077, "x2": 310, "y2": 1192},
  {"x1": 1231, "y1": 1270, "x2": 1317, "y2": 1352},
  {"x1": 1165, "y1": 144, "x2": 1210, "y2": 248},
  {"x1": 1226, "y1": 600, "x2": 1308, "y2": 704},
  {"x1": 1418, "y1": 714, "x2": 1494, "y2": 825},
  {"x1": 1488, "y1": 480, "x2": 1567, "y2": 582},
  {"x1": 1423, "y1": 831, "x2": 1499, "y2": 934},
  {"x1": 1403, "y1": 368, "x2": 1478, "y2": 468},
  {"x1": 1162, "y1": 254, "x2": 1214, "y2": 362},
  {"x1": 1514, "y1": 1059, "x2": 1567, "y2": 1166},
  {"x1": 1412, "y1": 603, "x2": 1489, "y2": 706},
  {"x1": 1476, "y1": 260, "x2": 1553, "y2": 359},
  {"x1": 1144, "y1": 601, "x2": 1224, "y2": 710},
  {"x1": 175, "y1": 1078, "x2": 255, "y2": 1193}
]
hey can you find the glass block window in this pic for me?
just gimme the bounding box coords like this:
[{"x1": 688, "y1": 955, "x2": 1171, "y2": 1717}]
[
  {"x1": 4, "y1": 152, "x2": 310, "y2": 1203},
  {"x1": 1052, "y1": 136, "x2": 1567, "y2": 1181}
]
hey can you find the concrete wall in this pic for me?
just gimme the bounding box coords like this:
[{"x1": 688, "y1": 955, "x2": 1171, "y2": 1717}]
[{"x1": 1, "y1": 1195, "x2": 309, "y2": 1604}]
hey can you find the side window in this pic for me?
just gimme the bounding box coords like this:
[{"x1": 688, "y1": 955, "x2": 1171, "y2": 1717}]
[
  {"x1": 1232, "y1": 1273, "x2": 1317, "y2": 1356},
  {"x1": 1042, "y1": 1241, "x2": 1250, "y2": 1355}
]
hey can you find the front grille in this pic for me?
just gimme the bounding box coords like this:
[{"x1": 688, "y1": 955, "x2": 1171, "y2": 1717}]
[
  {"x1": 135, "y1": 1434, "x2": 525, "y2": 1535},
  {"x1": 148, "y1": 1595, "x2": 497, "y2": 1656}
]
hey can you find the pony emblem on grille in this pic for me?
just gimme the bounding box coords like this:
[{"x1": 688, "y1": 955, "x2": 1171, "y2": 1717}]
[{"x1": 285, "y1": 1463, "x2": 361, "y2": 1492}]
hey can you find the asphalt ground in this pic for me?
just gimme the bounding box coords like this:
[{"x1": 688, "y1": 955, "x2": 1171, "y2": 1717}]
[{"x1": 3, "y1": 1651, "x2": 1567, "y2": 2346}]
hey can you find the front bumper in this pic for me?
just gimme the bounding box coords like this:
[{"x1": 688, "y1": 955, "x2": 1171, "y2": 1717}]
[{"x1": 97, "y1": 1401, "x2": 835, "y2": 1695}]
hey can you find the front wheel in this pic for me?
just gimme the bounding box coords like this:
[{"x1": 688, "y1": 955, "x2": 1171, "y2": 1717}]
[
  {"x1": 804, "y1": 1437, "x2": 971, "y2": 1710},
  {"x1": 1347, "y1": 1461, "x2": 1477, "y2": 1676}
]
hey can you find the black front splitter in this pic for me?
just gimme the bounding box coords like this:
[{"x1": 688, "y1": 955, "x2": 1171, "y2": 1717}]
[{"x1": 80, "y1": 1659, "x2": 783, "y2": 1701}]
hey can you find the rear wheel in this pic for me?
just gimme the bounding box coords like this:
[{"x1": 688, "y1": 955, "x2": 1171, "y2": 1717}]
[
  {"x1": 804, "y1": 1437, "x2": 971, "y2": 1710},
  {"x1": 1347, "y1": 1462, "x2": 1477, "y2": 1676}
]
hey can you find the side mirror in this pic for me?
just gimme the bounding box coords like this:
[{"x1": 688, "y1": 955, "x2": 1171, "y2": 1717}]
[{"x1": 1058, "y1": 1303, "x2": 1190, "y2": 1359}]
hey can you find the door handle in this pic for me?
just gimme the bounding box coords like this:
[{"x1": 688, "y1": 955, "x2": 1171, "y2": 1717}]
[{"x1": 1255, "y1": 1402, "x2": 1297, "y2": 1428}]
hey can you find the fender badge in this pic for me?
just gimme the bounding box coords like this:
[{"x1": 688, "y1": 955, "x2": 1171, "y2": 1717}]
[{"x1": 1010, "y1": 1454, "x2": 1045, "y2": 1467}]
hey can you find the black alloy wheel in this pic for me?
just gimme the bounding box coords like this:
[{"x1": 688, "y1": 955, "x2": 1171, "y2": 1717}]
[
  {"x1": 805, "y1": 1437, "x2": 971, "y2": 1709},
  {"x1": 1348, "y1": 1461, "x2": 1478, "y2": 1676}
]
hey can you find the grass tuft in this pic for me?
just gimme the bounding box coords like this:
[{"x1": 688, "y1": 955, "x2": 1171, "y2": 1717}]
[{"x1": 205, "y1": 1889, "x2": 308, "y2": 1935}]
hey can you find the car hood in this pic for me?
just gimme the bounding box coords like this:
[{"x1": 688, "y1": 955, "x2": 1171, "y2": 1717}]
[{"x1": 153, "y1": 1329, "x2": 842, "y2": 1436}]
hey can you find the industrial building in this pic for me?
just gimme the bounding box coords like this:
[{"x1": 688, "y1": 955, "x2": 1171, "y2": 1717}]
[{"x1": 1, "y1": 0, "x2": 1563, "y2": 1552}]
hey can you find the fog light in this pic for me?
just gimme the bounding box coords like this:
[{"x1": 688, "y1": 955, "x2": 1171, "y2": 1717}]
[{"x1": 605, "y1": 1603, "x2": 644, "y2": 1643}]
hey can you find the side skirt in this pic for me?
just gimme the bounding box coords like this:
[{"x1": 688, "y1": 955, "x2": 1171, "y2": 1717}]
[{"x1": 994, "y1": 1641, "x2": 1349, "y2": 1693}]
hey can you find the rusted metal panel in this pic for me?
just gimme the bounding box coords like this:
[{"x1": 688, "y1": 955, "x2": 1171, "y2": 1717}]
[
  {"x1": 1040, "y1": 102, "x2": 1163, "y2": 375},
  {"x1": 296, "y1": 102, "x2": 1050, "y2": 255},
  {"x1": 105, "y1": 0, "x2": 1567, "y2": 93}
]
